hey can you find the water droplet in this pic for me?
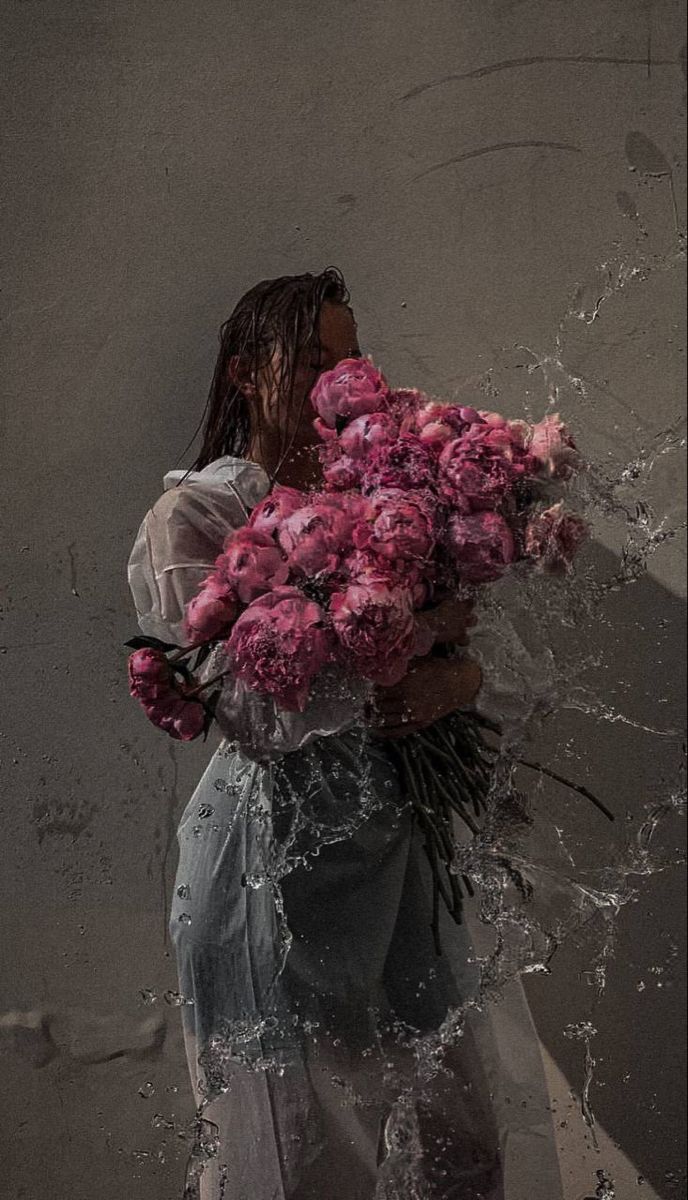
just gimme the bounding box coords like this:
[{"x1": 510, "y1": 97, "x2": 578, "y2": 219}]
[
  {"x1": 163, "y1": 989, "x2": 195, "y2": 1007},
  {"x1": 138, "y1": 1081, "x2": 155, "y2": 1098},
  {"x1": 176, "y1": 884, "x2": 190, "y2": 899},
  {"x1": 177, "y1": 912, "x2": 192, "y2": 925}
]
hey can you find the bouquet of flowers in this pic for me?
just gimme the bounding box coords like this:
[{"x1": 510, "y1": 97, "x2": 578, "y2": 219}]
[{"x1": 126, "y1": 358, "x2": 613, "y2": 953}]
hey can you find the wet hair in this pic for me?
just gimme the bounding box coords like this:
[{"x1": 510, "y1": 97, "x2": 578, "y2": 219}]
[{"x1": 175, "y1": 266, "x2": 351, "y2": 483}]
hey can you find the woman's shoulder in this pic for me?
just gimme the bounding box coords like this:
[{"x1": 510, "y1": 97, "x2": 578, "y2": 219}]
[
  {"x1": 148, "y1": 456, "x2": 270, "y2": 520},
  {"x1": 164, "y1": 456, "x2": 269, "y2": 502}
]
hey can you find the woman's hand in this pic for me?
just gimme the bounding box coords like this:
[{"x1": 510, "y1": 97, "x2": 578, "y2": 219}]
[
  {"x1": 369, "y1": 655, "x2": 483, "y2": 739},
  {"x1": 423, "y1": 595, "x2": 478, "y2": 646}
]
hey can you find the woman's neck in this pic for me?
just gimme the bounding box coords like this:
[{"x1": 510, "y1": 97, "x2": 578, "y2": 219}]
[{"x1": 248, "y1": 432, "x2": 323, "y2": 491}]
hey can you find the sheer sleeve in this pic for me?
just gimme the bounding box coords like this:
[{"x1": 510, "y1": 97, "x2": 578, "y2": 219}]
[
  {"x1": 126, "y1": 478, "x2": 367, "y2": 762},
  {"x1": 127, "y1": 481, "x2": 244, "y2": 647}
]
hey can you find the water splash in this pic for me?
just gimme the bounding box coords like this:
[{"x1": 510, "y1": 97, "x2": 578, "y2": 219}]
[{"x1": 167, "y1": 234, "x2": 685, "y2": 1197}]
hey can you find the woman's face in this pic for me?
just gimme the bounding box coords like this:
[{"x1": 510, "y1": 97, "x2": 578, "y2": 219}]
[{"x1": 256, "y1": 300, "x2": 362, "y2": 449}]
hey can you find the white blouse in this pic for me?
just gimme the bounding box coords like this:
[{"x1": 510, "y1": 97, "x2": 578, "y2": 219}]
[{"x1": 126, "y1": 455, "x2": 369, "y2": 762}]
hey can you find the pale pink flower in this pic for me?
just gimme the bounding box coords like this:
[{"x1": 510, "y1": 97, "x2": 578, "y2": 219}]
[
  {"x1": 217, "y1": 527, "x2": 289, "y2": 604},
  {"x1": 227, "y1": 586, "x2": 334, "y2": 711},
  {"x1": 528, "y1": 414, "x2": 581, "y2": 480},
  {"x1": 310, "y1": 357, "x2": 390, "y2": 429},
  {"x1": 338, "y1": 411, "x2": 399, "y2": 460}
]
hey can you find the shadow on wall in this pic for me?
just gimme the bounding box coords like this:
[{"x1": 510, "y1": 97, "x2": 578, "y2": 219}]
[{"x1": 512, "y1": 539, "x2": 687, "y2": 1200}]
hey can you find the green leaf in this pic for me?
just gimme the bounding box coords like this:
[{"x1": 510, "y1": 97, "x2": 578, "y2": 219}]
[
  {"x1": 193, "y1": 643, "x2": 213, "y2": 670},
  {"x1": 124, "y1": 635, "x2": 181, "y2": 652}
]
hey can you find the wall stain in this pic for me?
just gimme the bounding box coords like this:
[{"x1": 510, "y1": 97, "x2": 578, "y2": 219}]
[
  {"x1": 0, "y1": 1006, "x2": 166, "y2": 1067},
  {"x1": 625, "y1": 130, "x2": 679, "y2": 232},
  {"x1": 412, "y1": 140, "x2": 582, "y2": 183},
  {"x1": 625, "y1": 131, "x2": 671, "y2": 177}
]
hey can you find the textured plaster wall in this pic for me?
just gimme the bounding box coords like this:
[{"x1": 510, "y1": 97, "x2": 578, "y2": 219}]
[{"x1": 1, "y1": 1, "x2": 686, "y2": 1197}]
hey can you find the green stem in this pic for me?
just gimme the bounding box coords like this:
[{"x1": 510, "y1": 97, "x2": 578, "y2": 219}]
[
  {"x1": 184, "y1": 669, "x2": 230, "y2": 700},
  {"x1": 515, "y1": 757, "x2": 614, "y2": 822}
]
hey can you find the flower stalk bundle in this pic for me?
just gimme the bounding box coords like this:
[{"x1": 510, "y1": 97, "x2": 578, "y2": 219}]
[{"x1": 126, "y1": 356, "x2": 613, "y2": 953}]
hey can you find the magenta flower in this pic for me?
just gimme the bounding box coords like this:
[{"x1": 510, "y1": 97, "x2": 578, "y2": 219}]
[
  {"x1": 331, "y1": 570, "x2": 434, "y2": 686},
  {"x1": 408, "y1": 401, "x2": 482, "y2": 450},
  {"x1": 524, "y1": 502, "x2": 590, "y2": 574},
  {"x1": 143, "y1": 695, "x2": 206, "y2": 741},
  {"x1": 128, "y1": 648, "x2": 175, "y2": 702},
  {"x1": 338, "y1": 411, "x2": 399, "y2": 461},
  {"x1": 310, "y1": 357, "x2": 390, "y2": 429},
  {"x1": 183, "y1": 574, "x2": 238, "y2": 646},
  {"x1": 445, "y1": 511, "x2": 515, "y2": 584},
  {"x1": 322, "y1": 453, "x2": 363, "y2": 491},
  {"x1": 439, "y1": 424, "x2": 535, "y2": 512},
  {"x1": 362, "y1": 434, "x2": 438, "y2": 494},
  {"x1": 128, "y1": 648, "x2": 205, "y2": 741},
  {"x1": 528, "y1": 414, "x2": 581, "y2": 480},
  {"x1": 216, "y1": 527, "x2": 289, "y2": 604},
  {"x1": 227, "y1": 586, "x2": 334, "y2": 711},
  {"x1": 342, "y1": 548, "x2": 432, "y2": 603},
  {"x1": 277, "y1": 498, "x2": 358, "y2": 578},
  {"x1": 386, "y1": 387, "x2": 430, "y2": 425},
  {"x1": 353, "y1": 487, "x2": 438, "y2": 567},
  {"x1": 249, "y1": 485, "x2": 308, "y2": 538}
]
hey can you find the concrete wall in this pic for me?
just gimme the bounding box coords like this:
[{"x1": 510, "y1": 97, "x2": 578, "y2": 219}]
[{"x1": 2, "y1": 1, "x2": 685, "y2": 1196}]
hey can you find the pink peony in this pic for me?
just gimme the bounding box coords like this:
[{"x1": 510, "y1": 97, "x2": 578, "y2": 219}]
[
  {"x1": 409, "y1": 402, "x2": 483, "y2": 450},
  {"x1": 310, "y1": 357, "x2": 390, "y2": 429},
  {"x1": 184, "y1": 574, "x2": 238, "y2": 646},
  {"x1": 331, "y1": 570, "x2": 434, "y2": 686},
  {"x1": 524, "y1": 502, "x2": 590, "y2": 574},
  {"x1": 128, "y1": 648, "x2": 175, "y2": 702},
  {"x1": 439, "y1": 424, "x2": 536, "y2": 512},
  {"x1": 528, "y1": 414, "x2": 581, "y2": 480},
  {"x1": 249, "y1": 486, "x2": 308, "y2": 538},
  {"x1": 227, "y1": 586, "x2": 334, "y2": 711},
  {"x1": 322, "y1": 453, "x2": 363, "y2": 491},
  {"x1": 338, "y1": 411, "x2": 399, "y2": 461},
  {"x1": 478, "y1": 410, "x2": 531, "y2": 450},
  {"x1": 129, "y1": 648, "x2": 206, "y2": 741},
  {"x1": 386, "y1": 387, "x2": 430, "y2": 425},
  {"x1": 445, "y1": 511, "x2": 515, "y2": 584},
  {"x1": 353, "y1": 487, "x2": 438, "y2": 567},
  {"x1": 216, "y1": 527, "x2": 289, "y2": 604},
  {"x1": 277, "y1": 498, "x2": 361, "y2": 578},
  {"x1": 143, "y1": 695, "x2": 206, "y2": 741},
  {"x1": 362, "y1": 434, "x2": 438, "y2": 494}
]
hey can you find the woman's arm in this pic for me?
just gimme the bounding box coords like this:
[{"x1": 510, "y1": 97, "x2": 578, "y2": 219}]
[
  {"x1": 127, "y1": 484, "x2": 246, "y2": 646},
  {"x1": 422, "y1": 595, "x2": 478, "y2": 646},
  {"x1": 369, "y1": 654, "x2": 483, "y2": 739}
]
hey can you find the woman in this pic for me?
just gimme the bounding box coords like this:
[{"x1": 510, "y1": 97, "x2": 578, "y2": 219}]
[{"x1": 127, "y1": 268, "x2": 563, "y2": 1199}]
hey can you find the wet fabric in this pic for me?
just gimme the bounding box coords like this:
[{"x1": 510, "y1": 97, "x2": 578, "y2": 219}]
[{"x1": 127, "y1": 455, "x2": 563, "y2": 1199}]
